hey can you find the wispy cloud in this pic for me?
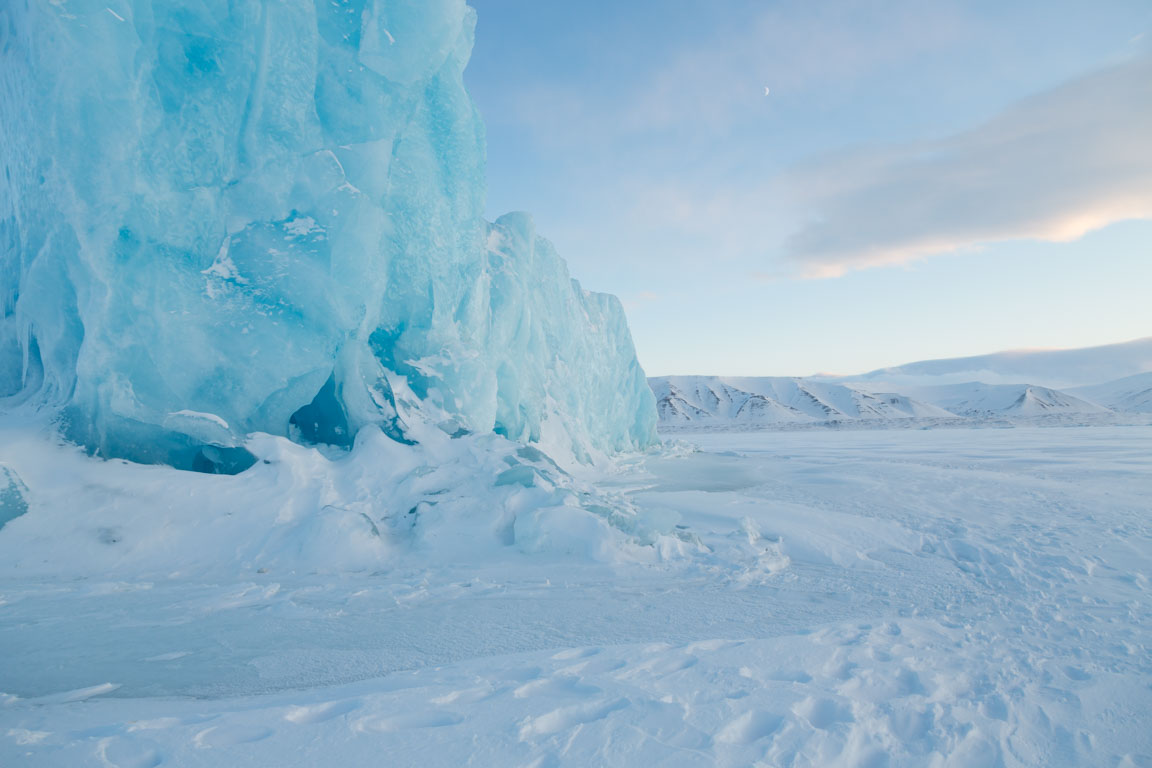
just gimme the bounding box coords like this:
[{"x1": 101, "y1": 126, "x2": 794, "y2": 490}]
[
  {"x1": 486, "y1": 0, "x2": 979, "y2": 150},
  {"x1": 782, "y1": 57, "x2": 1152, "y2": 277},
  {"x1": 621, "y1": 290, "x2": 661, "y2": 311},
  {"x1": 620, "y1": 0, "x2": 976, "y2": 137}
]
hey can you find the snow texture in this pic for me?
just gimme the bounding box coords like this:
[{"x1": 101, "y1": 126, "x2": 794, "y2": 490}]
[
  {"x1": 1, "y1": 425, "x2": 1150, "y2": 766},
  {"x1": 0, "y1": 0, "x2": 655, "y2": 472}
]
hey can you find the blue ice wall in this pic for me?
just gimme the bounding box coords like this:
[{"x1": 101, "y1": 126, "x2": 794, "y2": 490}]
[{"x1": 0, "y1": 0, "x2": 656, "y2": 471}]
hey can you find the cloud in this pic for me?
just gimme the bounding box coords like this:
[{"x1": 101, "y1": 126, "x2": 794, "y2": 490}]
[
  {"x1": 483, "y1": 0, "x2": 979, "y2": 152},
  {"x1": 621, "y1": 0, "x2": 977, "y2": 137},
  {"x1": 621, "y1": 290, "x2": 660, "y2": 311},
  {"x1": 782, "y1": 56, "x2": 1152, "y2": 277}
]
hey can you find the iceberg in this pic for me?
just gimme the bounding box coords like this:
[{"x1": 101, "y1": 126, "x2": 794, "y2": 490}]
[{"x1": 0, "y1": 0, "x2": 656, "y2": 472}]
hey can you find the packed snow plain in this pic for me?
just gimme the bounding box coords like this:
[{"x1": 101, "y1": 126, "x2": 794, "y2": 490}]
[
  {"x1": 2, "y1": 419, "x2": 1151, "y2": 767},
  {"x1": 5, "y1": 1, "x2": 1149, "y2": 764}
]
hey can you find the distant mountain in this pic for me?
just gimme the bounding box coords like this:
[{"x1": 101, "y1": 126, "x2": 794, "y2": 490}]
[
  {"x1": 836, "y1": 337, "x2": 1152, "y2": 390},
  {"x1": 1071, "y1": 372, "x2": 1152, "y2": 413},
  {"x1": 904, "y1": 382, "x2": 1111, "y2": 417},
  {"x1": 650, "y1": 376, "x2": 955, "y2": 426},
  {"x1": 649, "y1": 376, "x2": 1123, "y2": 429},
  {"x1": 652, "y1": 339, "x2": 1152, "y2": 430}
]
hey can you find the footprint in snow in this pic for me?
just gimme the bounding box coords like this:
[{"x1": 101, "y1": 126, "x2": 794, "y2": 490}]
[
  {"x1": 550, "y1": 647, "x2": 601, "y2": 661},
  {"x1": 1062, "y1": 665, "x2": 1091, "y2": 681},
  {"x1": 684, "y1": 639, "x2": 744, "y2": 653},
  {"x1": 431, "y1": 685, "x2": 505, "y2": 705},
  {"x1": 351, "y1": 711, "x2": 463, "y2": 733},
  {"x1": 518, "y1": 697, "x2": 629, "y2": 739},
  {"x1": 514, "y1": 676, "x2": 601, "y2": 699},
  {"x1": 714, "y1": 710, "x2": 783, "y2": 745},
  {"x1": 757, "y1": 667, "x2": 812, "y2": 684},
  {"x1": 887, "y1": 705, "x2": 936, "y2": 742},
  {"x1": 793, "y1": 697, "x2": 853, "y2": 730},
  {"x1": 96, "y1": 737, "x2": 163, "y2": 768},
  {"x1": 284, "y1": 699, "x2": 361, "y2": 724},
  {"x1": 500, "y1": 665, "x2": 545, "y2": 682},
  {"x1": 192, "y1": 724, "x2": 273, "y2": 748},
  {"x1": 623, "y1": 653, "x2": 699, "y2": 678},
  {"x1": 980, "y1": 694, "x2": 1009, "y2": 721},
  {"x1": 127, "y1": 715, "x2": 214, "y2": 732}
]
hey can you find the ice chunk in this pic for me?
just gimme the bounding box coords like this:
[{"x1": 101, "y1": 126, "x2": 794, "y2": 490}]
[
  {"x1": 0, "y1": 0, "x2": 656, "y2": 471},
  {"x1": 0, "y1": 465, "x2": 29, "y2": 530}
]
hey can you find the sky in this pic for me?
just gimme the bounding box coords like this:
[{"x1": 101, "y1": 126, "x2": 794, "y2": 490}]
[{"x1": 464, "y1": 0, "x2": 1152, "y2": 376}]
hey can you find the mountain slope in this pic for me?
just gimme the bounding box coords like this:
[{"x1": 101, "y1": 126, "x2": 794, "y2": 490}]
[
  {"x1": 838, "y1": 337, "x2": 1152, "y2": 389},
  {"x1": 1071, "y1": 372, "x2": 1152, "y2": 413},
  {"x1": 650, "y1": 376, "x2": 1122, "y2": 429},
  {"x1": 651, "y1": 376, "x2": 955, "y2": 426},
  {"x1": 904, "y1": 382, "x2": 1111, "y2": 417}
]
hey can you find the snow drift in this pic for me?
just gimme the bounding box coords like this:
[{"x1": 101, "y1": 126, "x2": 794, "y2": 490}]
[{"x1": 0, "y1": 0, "x2": 656, "y2": 472}]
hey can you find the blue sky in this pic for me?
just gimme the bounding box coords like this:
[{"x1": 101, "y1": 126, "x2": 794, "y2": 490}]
[{"x1": 465, "y1": 0, "x2": 1152, "y2": 376}]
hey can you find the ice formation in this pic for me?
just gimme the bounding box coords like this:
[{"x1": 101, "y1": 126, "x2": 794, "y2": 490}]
[
  {"x1": 0, "y1": 464, "x2": 28, "y2": 531},
  {"x1": 0, "y1": 0, "x2": 656, "y2": 472}
]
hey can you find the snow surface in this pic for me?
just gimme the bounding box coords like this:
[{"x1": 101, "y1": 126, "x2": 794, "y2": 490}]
[
  {"x1": 0, "y1": 0, "x2": 655, "y2": 471},
  {"x1": 2, "y1": 424, "x2": 1150, "y2": 766},
  {"x1": 903, "y1": 382, "x2": 1111, "y2": 418},
  {"x1": 830, "y1": 336, "x2": 1152, "y2": 390},
  {"x1": 1072, "y1": 372, "x2": 1152, "y2": 414}
]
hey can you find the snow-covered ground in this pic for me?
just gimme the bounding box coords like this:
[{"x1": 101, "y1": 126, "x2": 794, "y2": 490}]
[{"x1": 2, "y1": 425, "x2": 1151, "y2": 767}]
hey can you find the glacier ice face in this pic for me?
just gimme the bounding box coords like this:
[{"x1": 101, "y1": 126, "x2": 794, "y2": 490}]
[{"x1": 0, "y1": 0, "x2": 656, "y2": 471}]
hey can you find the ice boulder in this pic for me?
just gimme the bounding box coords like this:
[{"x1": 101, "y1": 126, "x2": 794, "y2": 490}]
[
  {"x1": 0, "y1": 0, "x2": 656, "y2": 471},
  {"x1": 0, "y1": 464, "x2": 29, "y2": 530}
]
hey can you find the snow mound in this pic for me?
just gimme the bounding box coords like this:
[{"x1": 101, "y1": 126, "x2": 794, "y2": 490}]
[
  {"x1": 0, "y1": 0, "x2": 655, "y2": 473},
  {"x1": 0, "y1": 411, "x2": 684, "y2": 581}
]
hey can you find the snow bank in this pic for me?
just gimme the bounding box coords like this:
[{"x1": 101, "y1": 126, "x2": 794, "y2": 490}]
[{"x1": 0, "y1": 410, "x2": 684, "y2": 579}]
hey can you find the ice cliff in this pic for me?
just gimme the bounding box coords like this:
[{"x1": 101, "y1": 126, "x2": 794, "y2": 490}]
[{"x1": 0, "y1": 0, "x2": 656, "y2": 472}]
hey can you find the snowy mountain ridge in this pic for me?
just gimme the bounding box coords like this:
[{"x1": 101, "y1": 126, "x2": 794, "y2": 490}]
[
  {"x1": 833, "y1": 336, "x2": 1152, "y2": 390},
  {"x1": 653, "y1": 339, "x2": 1152, "y2": 429},
  {"x1": 901, "y1": 382, "x2": 1109, "y2": 417},
  {"x1": 1071, "y1": 372, "x2": 1152, "y2": 413},
  {"x1": 650, "y1": 375, "x2": 1140, "y2": 428},
  {"x1": 651, "y1": 376, "x2": 957, "y2": 426}
]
